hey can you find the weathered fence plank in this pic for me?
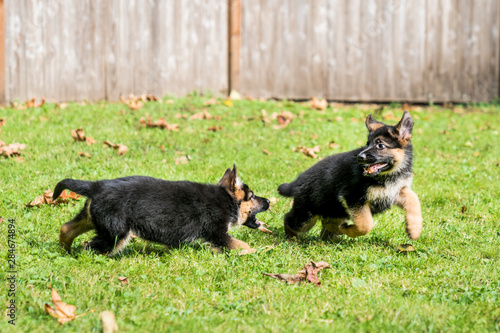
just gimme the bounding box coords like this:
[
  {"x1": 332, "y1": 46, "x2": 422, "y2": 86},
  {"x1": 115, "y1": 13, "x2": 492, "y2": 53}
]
[
  {"x1": 3, "y1": 0, "x2": 499, "y2": 103},
  {"x1": 5, "y1": 0, "x2": 227, "y2": 102},
  {"x1": 239, "y1": 0, "x2": 500, "y2": 102}
]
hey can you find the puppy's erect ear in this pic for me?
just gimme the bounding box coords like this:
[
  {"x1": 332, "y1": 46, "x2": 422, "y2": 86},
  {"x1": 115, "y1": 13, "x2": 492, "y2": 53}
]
[
  {"x1": 394, "y1": 110, "x2": 414, "y2": 141},
  {"x1": 218, "y1": 165, "x2": 237, "y2": 191},
  {"x1": 365, "y1": 114, "x2": 384, "y2": 132}
]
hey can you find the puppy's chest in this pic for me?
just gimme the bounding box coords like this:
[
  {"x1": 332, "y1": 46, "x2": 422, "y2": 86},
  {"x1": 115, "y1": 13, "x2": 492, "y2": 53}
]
[{"x1": 366, "y1": 177, "x2": 412, "y2": 213}]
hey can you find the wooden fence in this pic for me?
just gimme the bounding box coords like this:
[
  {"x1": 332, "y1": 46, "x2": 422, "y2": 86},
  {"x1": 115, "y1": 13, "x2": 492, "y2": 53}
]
[{"x1": 1, "y1": 0, "x2": 499, "y2": 104}]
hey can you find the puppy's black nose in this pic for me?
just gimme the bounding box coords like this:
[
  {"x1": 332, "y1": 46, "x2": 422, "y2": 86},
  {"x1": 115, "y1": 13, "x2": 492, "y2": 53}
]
[
  {"x1": 357, "y1": 152, "x2": 375, "y2": 164},
  {"x1": 265, "y1": 199, "x2": 270, "y2": 204}
]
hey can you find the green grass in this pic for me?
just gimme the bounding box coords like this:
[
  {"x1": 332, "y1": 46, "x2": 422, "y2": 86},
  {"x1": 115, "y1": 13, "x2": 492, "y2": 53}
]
[{"x1": 0, "y1": 96, "x2": 499, "y2": 332}]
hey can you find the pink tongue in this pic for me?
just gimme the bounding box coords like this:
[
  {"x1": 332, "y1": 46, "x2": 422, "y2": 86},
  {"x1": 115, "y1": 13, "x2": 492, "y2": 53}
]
[{"x1": 367, "y1": 163, "x2": 384, "y2": 173}]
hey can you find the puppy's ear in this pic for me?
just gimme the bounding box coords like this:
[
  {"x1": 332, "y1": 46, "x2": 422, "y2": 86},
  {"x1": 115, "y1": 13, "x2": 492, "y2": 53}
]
[
  {"x1": 394, "y1": 110, "x2": 414, "y2": 141},
  {"x1": 218, "y1": 166, "x2": 237, "y2": 191},
  {"x1": 365, "y1": 114, "x2": 384, "y2": 132}
]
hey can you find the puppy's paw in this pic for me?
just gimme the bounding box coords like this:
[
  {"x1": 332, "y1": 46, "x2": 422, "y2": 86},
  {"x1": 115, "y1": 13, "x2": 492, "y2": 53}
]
[
  {"x1": 238, "y1": 248, "x2": 257, "y2": 256},
  {"x1": 257, "y1": 220, "x2": 273, "y2": 234}
]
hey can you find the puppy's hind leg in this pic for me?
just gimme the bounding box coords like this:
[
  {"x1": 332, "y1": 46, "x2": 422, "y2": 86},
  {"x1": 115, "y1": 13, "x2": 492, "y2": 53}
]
[
  {"x1": 59, "y1": 200, "x2": 95, "y2": 252},
  {"x1": 320, "y1": 217, "x2": 347, "y2": 241},
  {"x1": 283, "y1": 204, "x2": 318, "y2": 239}
]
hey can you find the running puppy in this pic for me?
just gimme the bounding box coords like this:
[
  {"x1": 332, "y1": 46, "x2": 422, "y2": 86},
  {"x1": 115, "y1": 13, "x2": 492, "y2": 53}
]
[
  {"x1": 278, "y1": 110, "x2": 422, "y2": 240},
  {"x1": 54, "y1": 165, "x2": 270, "y2": 255}
]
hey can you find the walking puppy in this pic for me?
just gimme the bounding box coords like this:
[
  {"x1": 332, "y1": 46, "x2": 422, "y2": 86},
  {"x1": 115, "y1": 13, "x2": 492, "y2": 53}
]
[
  {"x1": 278, "y1": 110, "x2": 422, "y2": 240},
  {"x1": 54, "y1": 165, "x2": 270, "y2": 255}
]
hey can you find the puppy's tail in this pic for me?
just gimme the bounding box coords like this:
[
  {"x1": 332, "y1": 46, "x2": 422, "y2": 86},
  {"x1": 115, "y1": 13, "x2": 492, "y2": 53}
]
[
  {"x1": 277, "y1": 182, "x2": 295, "y2": 197},
  {"x1": 53, "y1": 178, "x2": 94, "y2": 200}
]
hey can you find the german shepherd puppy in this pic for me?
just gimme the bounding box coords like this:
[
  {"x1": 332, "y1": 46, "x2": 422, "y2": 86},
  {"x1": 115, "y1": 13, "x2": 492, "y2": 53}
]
[
  {"x1": 53, "y1": 165, "x2": 270, "y2": 255},
  {"x1": 278, "y1": 110, "x2": 422, "y2": 240}
]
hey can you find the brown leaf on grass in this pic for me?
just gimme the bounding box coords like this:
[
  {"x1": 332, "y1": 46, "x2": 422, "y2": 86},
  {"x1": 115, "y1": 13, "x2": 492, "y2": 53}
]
[
  {"x1": 269, "y1": 197, "x2": 278, "y2": 205},
  {"x1": 294, "y1": 145, "x2": 320, "y2": 158},
  {"x1": 262, "y1": 149, "x2": 271, "y2": 155},
  {"x1": 208, "y1": 126, "x2": 223, "y2": 132},
  {"x1": 397, "y1": 244, "x2": 416, "y2": 253},
  {"x1": 175, "y1": 155, "x2": 191, "y2": 165},
  {"x1": 0, "y1": 217, "x2": 5, "y2": 224},
  {"x1": 0, "y1": 118, "x2": 5, "y2": 127},
  {"x1": 262, "y1": 273, "x2": 303, "y2": 284},
  {"x1": 44, "y1": 287, "x2": 77, "y2": 325},
  {"x1": 120, "y1": 94, "x2": 158, "y2": 110},
  {"x1": 309, "y1": 97, "x2": 327, "y2": 110},
  {"x1": 117, "y1": 276, "x2": 128, "y2": 285},
  {"x1": 496, "y1": 162, "x2": 500, "y2": 167},
  {"x1": 56, "y1": 102, "x2": 67, "y2": 109},
  {"x1": 263, "y1": 261, "x2": 331, "y2": 286},
  {"x1": 203, "y1": 98, "x2": 219, "y2": 106},
  {"x1": 26, "y1": 96, "x2": 46, "y2": 108},
  {"x1": 261, "y1": 109, "x2": 270, "y2": 124},
  {"x1": 272, "y1": 110, "x2": 295, "y2": 129},
  {"x1": 0, "y1": 142, "x2": 26, "y2": 158},
  {"x1": 100, "y1": 311, "x2": 118, "y2": 333},
  {"x1": 329, "y1": 141, "x2": 341, "y2": 149},
  {"x1": 461, "y1": 205, "x2": 467, "y2": 214},
  {"x1": 27, "y1": 189, "x2": 80, "y2": 207},
  {"x1": 70, "y1": 128, "x2": 85, "y2": 141},
  {"x1": 11, "y1": 101, "x2": 26, "y2": 110},
  {"x1": 189, "y1": 109, "x2": 212, "y2": 120},
  {"x1": 140, "y1": 115, "x2": 179, "y2": 131},
  {"x1": 103, "y1": 141, "x2": 128, "y2": 156},
  {"x1": 28, "y1": 190, "x2": 53, "y2": 207}
]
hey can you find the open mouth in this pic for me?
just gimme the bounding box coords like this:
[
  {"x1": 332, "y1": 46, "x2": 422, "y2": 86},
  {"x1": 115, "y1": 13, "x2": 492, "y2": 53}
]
[{"x1": 363, "y1": 162, "x2": 389, "y2": 175}]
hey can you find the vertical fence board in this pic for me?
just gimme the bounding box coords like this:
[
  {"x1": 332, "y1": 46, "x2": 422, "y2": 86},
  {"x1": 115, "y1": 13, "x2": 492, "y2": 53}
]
[{"x1": 3, "y1": 0, "x2": 500, "y2": 103}]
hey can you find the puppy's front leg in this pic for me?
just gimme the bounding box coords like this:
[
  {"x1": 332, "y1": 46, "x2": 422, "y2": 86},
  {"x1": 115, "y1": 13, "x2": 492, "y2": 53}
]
[
  {"x1": 339, "y1": 204, "x2": 374, "y2": 238},
  {"x1": 395, "y1": 187, "x2": 422, "y2": 239}
]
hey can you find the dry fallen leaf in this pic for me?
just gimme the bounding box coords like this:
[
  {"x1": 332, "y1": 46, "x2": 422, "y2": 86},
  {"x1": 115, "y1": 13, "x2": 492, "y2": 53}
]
[
  {"x1": 294, "y1": 145, "x2": 320, "y2": 158},
  {"x1": 56, "y1": 102, "x2": 67, "y2": 109},
  {"x1": 26, "y1": 96, "x2": 46, "y2": 108},
  {"x1": 329, "y1": 141, "x2": 341, "y2": 149},
  {"x1": 269, "y1": 197, "x2": 278, "y2": 205},
  {"x1": 0, "y1": 118, "x2": 5, "y2": 127},
  {"x1": 309, "y1": 97, "x2": 327, "y2": 110},
  {"x1": 100, "y1": 311, "x2": 118, "y2": 333},
  {"x1": 262, "y1": 149, "x2": 271, "y2": 155},
  {"x1": 11, "y1": 101, "x2": 26, "y2": 110},
  {"x1": 175, "y1": 155, "x2": 190, "y2": 165},
  {"x1": 397, "y1": 244, "x2": 416, "y2": 253},
  {"x1": 263, "y1": 261, "x2": 331, "y2": 287},
  {"x1": 203, "y1": 98, "x2": 219, "y2": 106},
  {"x1": 117, "y1": 276, "x2": 128, "y2": 285},
  {"x1": 0, "y1": 142, "x2": 26, "y2": 158},
  {"x1": 103, "y1": 141, "x2": 128, "y2": 156},
  {"x1": 208, "y1": 126, "x2": 223, "y2": 132},
  {"x1": 27, "y1": 189, "x2": 80, "y2": 207},
  {"x1": 140, "y1": 115, "x2": 179, "y2": 131},
  {"x1": 190, "y1": 109, "x2": 212, "y2": 120},
  {"x1": 44, "y1": 287, "x2": 77, "y2": 325},
  {"x1": 120, "y1": 94, "x2": 158, "y2": 110},
  {"x1": 78, "y1": 152, "x2": 92, "y2": 158},
  {"x1": 273, "y1": 110, "x2": 295, "y2": 129},
  {"x1": 461, "y1": 205, "x2": 467, "y2": 214}
]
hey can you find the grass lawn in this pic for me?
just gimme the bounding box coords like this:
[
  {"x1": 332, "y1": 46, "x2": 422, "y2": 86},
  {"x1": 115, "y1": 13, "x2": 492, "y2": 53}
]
[{"x1": 0, "y1": 96, "x2": 499, "y2": 332}]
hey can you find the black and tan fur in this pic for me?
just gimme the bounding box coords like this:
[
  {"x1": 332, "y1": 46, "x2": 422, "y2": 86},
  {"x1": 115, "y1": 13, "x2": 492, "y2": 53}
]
[
  {"x1": 278, "y1": 110, "x2": 422, "y2": 240},
  {"x1": 54, "y1": 165, "x2": 270, "y2": 255}
]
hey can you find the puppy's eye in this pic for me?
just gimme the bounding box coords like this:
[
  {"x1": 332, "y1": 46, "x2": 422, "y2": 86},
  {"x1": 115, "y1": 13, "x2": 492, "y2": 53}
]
[{"x1": 377, "y1": 143, "x2": 385, "y2": 149}]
